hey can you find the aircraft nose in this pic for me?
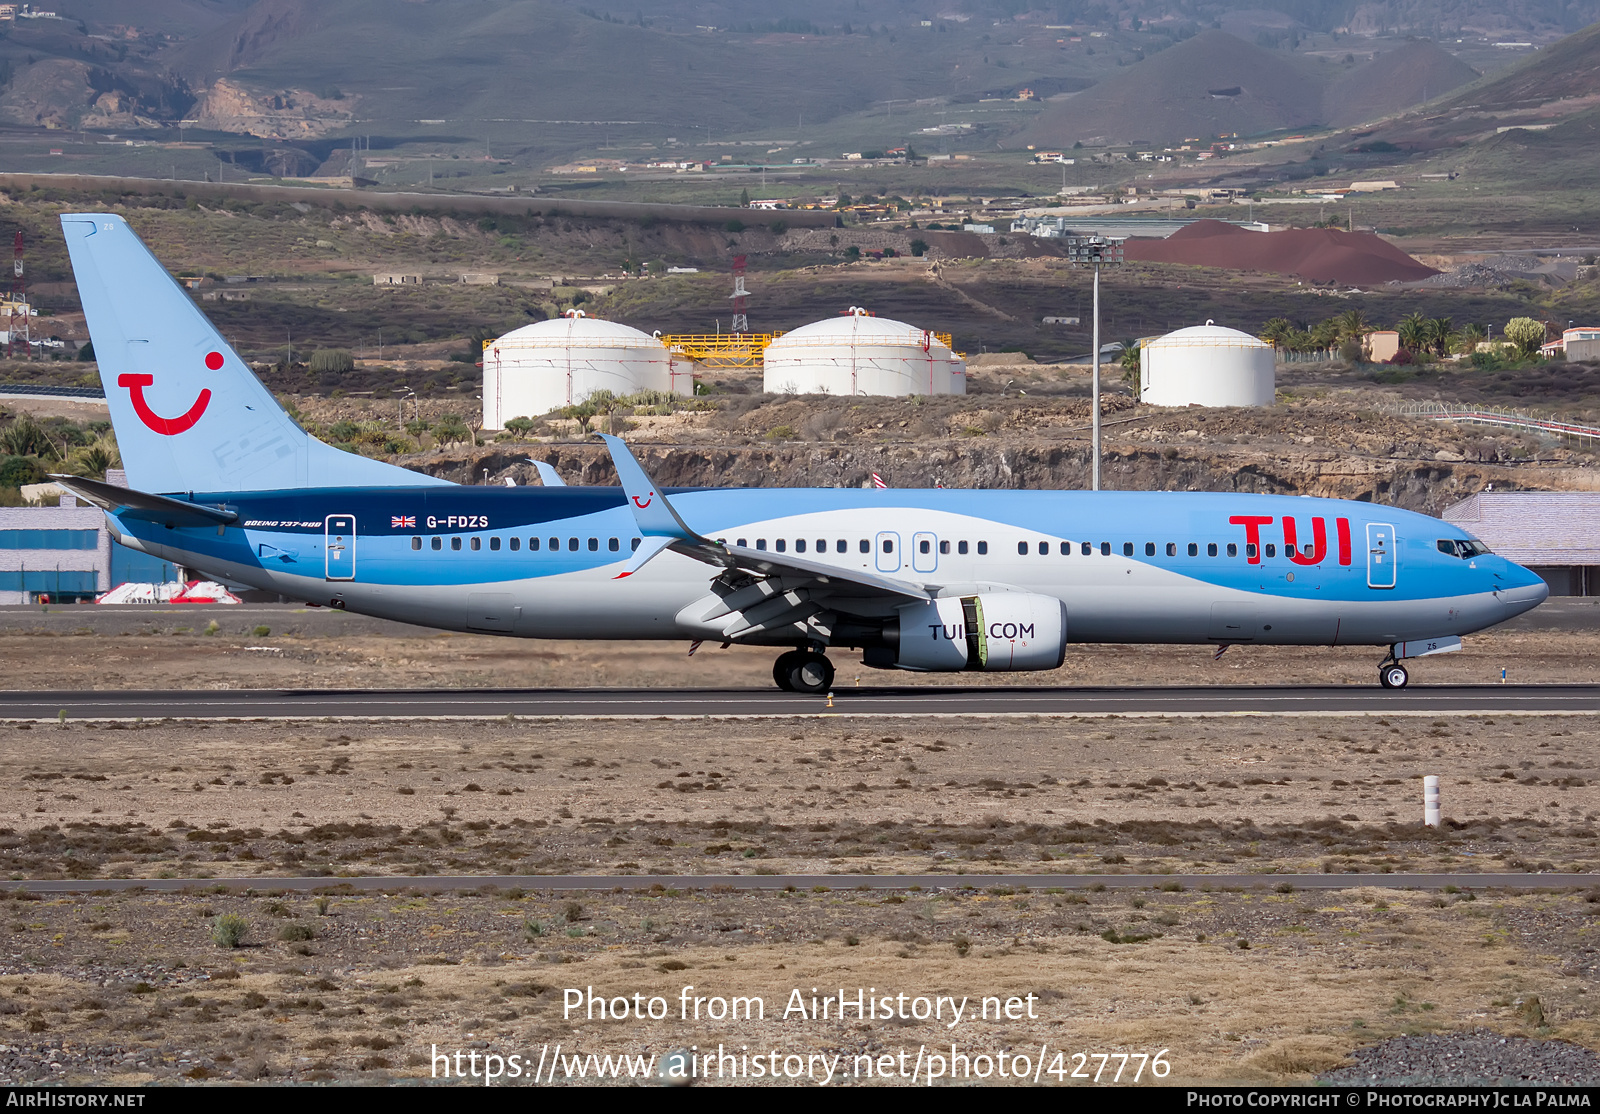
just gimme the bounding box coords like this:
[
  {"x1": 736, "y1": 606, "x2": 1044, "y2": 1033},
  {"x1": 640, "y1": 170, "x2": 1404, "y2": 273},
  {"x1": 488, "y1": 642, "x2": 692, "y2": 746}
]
[{"x1": 1497, "y1": 563, "x2": 1549, "y2": 615}]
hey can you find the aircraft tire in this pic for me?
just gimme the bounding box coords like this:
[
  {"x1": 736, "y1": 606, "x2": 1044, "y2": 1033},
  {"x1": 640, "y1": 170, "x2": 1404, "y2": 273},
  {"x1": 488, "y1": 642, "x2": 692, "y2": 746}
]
[
  {"x1": 1379, "y1": 663, "x2": 1409, "y2": 689},
  {"x1": 787, "y1": 653, "x2": 835, "y2": 695},
  {"x1": 773, "y1": 651, "x2": 803, "y2": 692}
]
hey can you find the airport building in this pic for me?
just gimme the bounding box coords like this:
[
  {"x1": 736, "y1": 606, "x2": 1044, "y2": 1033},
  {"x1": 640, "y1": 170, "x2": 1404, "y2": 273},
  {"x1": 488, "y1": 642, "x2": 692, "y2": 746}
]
[
  {"x1": 0, "y1": 470, "x2": 176, "y2": 604},
  {"x1": 1444, "y1": 490, "x2": 1600, "y2": 596}
]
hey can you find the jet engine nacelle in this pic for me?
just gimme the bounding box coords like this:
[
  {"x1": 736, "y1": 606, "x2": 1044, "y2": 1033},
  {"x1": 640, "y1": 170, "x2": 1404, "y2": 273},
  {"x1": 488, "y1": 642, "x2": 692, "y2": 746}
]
[{"x1": 892, "y1": 593, "x2": 1067, "y2": 672}]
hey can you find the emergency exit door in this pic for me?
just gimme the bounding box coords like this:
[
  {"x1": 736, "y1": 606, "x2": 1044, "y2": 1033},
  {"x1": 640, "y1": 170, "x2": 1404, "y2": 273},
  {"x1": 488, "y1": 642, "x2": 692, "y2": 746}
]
[
  {"x1": 1366, "y1": 522, "x2": 1395, "y2": 589},
  {"x1": 325, "y1": 515, "x2": 356, "y2": 580}
]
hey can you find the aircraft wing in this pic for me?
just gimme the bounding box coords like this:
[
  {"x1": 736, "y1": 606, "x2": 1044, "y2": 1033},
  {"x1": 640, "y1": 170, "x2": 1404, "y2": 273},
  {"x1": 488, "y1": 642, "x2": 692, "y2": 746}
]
[{"x1": 598, "y1": 435, "x2": 933, "y2": 632}]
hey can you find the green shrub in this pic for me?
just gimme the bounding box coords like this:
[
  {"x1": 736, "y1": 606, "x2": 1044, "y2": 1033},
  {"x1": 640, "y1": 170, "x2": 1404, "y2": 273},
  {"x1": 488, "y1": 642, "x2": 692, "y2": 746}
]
[
  {"x1": 253, "y1": 626, "x2": 271, "y2": 638},
  {"x1": 309, "y1": 349, "x2": 355, "y2": 375},
  {"x1": 278, "y1": 923, "x2": 315, "y2": 942},
  {"x1": 212, "y1": 914, "x2": 248, "y2": 948}
]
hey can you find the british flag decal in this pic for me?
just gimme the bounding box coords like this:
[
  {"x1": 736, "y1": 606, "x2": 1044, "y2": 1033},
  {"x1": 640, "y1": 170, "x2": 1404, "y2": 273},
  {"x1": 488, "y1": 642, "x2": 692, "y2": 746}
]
[{"x1": 391, "y1": 515, "x2": 416, "y2": 529}]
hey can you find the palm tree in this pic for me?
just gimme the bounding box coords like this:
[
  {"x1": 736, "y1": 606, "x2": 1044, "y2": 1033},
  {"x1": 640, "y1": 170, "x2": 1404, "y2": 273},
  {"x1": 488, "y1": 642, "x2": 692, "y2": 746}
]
[
  {"x1": 1427, "y1": 317, "x2": 1454, "y2": 357},
  {"x1": 1259, "y1": 317, "x2": 1293, "y2": 349},
  {"x1": 1456, "y1": 323, "x2": 1486, "y2": 356},
  {"x1": 1336, "y1": 308, "x2": 1369, "y2": 342},
  {"x1": 1397, "y1": 312, "x2": 1430, "y2": 354},
  {"x1": 1309, "y1": 318, "x2": 1341, "y2": 352}
]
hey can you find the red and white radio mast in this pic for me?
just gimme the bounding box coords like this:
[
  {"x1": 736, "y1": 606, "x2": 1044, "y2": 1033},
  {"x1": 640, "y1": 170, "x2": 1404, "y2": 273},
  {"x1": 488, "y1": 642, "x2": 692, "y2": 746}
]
[{"x1": 729, "y1": 254, "x2": 748, "y2": 334}]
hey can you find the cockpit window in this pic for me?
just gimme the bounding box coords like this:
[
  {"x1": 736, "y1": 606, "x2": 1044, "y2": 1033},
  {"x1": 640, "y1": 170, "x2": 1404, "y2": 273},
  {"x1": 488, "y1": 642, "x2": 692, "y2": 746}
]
[{"x1": 1438, "y1": 538, "x2": 1493, "y2": 558}]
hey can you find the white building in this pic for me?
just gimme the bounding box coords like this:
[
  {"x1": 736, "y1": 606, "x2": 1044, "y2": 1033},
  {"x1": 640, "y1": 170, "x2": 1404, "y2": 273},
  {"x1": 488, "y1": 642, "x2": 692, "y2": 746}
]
[
  {"x1": 1139, "y1": 322, "x2": 1275, "y2": 408},
  {"x1": 761, "y1": 308, "x2": 965, "y2": 397},
  {"x1": 482, "y1": 311, "x2": 694, "y2": 429}
]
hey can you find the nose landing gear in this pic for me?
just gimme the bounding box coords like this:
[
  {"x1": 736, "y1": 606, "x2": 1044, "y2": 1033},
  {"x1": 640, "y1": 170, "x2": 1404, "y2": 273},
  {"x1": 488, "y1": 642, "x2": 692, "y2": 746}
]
[
  {"x1": 773, "y1": 649, "x2": 835, "y2": 694},
  {"x1": 1378, "y1": 660, "x2": 1409, "y2": 689}
]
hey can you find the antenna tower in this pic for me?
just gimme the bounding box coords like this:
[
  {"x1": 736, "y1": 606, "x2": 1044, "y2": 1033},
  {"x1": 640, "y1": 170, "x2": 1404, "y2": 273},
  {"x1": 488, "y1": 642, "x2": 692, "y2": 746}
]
[
  {"x1": 7, "y1": 231, "x2": 23, "y2": 360},
  {"x1": 729, "y1": 254, "x2": 748, "y2": 334}
]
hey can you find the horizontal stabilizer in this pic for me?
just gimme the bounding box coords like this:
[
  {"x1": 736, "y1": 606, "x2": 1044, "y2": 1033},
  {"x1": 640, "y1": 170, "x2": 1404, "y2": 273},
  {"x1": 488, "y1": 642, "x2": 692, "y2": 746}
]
[{"x1": 51, "y1": 474, "x2": 237, "y2": 526}]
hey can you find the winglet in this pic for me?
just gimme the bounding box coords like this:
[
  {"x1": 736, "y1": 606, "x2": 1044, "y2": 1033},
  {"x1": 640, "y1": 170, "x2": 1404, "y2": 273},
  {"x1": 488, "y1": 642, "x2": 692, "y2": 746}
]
[
  {"x1": 598, "y1": 434, "x2": 703, "y2": 543},
  {"x1": 528, "y1": 460, "x2": 567, "y2": 487},
  {"x1": 613, "y1": 534, "x2": 674, "y2": 579}
]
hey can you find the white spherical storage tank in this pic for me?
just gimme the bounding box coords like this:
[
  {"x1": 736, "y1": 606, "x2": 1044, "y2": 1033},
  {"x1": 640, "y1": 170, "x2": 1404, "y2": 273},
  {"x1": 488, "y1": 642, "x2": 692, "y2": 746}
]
[
  {"x1": 1139, "y1": 321, "x2": 1275, "y2": 408},
  {"x1": 482, "y1": 311, "x2": 694, "y2": 429},
  {"x1": 762, "y1": 308, "x2": 966, "y2": 396}
]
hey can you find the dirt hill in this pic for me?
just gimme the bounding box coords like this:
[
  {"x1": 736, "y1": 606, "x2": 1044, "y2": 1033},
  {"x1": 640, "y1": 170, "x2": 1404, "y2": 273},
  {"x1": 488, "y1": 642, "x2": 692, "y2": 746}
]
[
  {"x1": 1324, "y1": 40, "x2": 1479, "y2": 126},
  {"x1": 1014, "y1": 30, "x2": 1328, "y2": 147},
  {"x1": 1122, "y1": 220, "x2": 1439, "y2": 285}
]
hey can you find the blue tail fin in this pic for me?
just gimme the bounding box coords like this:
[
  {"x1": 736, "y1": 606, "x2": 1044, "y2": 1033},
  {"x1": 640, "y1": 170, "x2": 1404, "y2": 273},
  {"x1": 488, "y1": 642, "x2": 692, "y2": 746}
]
[{"x1": 60, "y1": 213, "x2": 451, "y2": 494}]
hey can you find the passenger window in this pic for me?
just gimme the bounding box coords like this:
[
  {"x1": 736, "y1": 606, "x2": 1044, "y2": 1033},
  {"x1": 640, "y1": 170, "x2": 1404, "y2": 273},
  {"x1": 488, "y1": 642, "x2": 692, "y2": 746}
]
[
  {"x1": 859, "y1": 539, "x2": 870, "y2": 553},
  {"x1": 1018, "y1": 541, "x2": 1029, "y2": 555},
  {"x1": 736, "y1": 538, "x2": 747, "y2": 547},
  {"x1": 411, "y1": 537, "x2": 421, "y2": 551},
  {"x1": 1226, "y1": 543, "x2": 1237, "y2": 557},
  {"x1": 1081, "y1": 542, "x2": 1091, "y2": 556},
  {"x1": 1286, "y1": 543, "x2": 1297, "y2": 556},
  {"x1": 432, "y1": 537, "x2": 442, "y2": 551},
  {"x1": 920, "y1": 539, "x2": 931, "y2": 554},
  {"x1": 1123, "y1": 542, "x2": 1134, "y2": 556},
  {"x1": 1038, "y1": 540, "x2": 1049, "y2": 555},
  {"x1": 549, "y1": 537, "x2": 559, "y2": 551},
  {"x1": 977, "y1": 541, "x2": 988, "y2": 555},
  {"x1": 1145, "y1": 542, "x2": 1155, "y2": 556},
  {"x1": 796, "y1": 539, "x2": 807, "y2": 553},
  {"x1": 1187, "y1": 543, "x2": 1198, "y2": 557},
  {"x1": 939, "y1": 540, "x2": 949, "y2": 555},
  {"x1": 836, "y1": 539, "x2": 847, "y2": 553},
  {"x1": 882, "y1": 539, "x2": 894, "y2": 553},
  {"x1": 1207, "y1": 543, "x2": 1218, "y2": 557},
  {"x1": 756, "y1": 539, "x2": 767, "y2": 551},
  {"x1": 529, "y1": 537, "x2": 540, "y2": 551},
  {"x1": 1246, "y1": 543, "x2": 1256, "y2": 559},
  {"x1": 451, "y1": 537, "x2": 463, "y2": 551},
  {"x1": 1166, "y1": 543, "x2": 1176, "y2": 556},
  {"x1": 776, "y1": 539, "x2": 787, "y2": 553},
  {"x1": 588, "y1": 538, "x2": 598, "y2": 552},
  {"x1": 1265, "y1": 543, "x2": 1276, "y2": 558},
  {"x1": 1060, "y1": 542, "x2": 1070, "y2": 555},
  {"x1": 471, "y1": 537, "x2": 481, "y2": 551},
  {"x1": 509, "y1": 537, "x2": 520, "y2": 551},
  {"x1": 608, "y1": 537, "x2": 619, "y2": 552},
  {"x1": 568, "y1": 538, "x2": 578, "y2": 551},
  {"x1": 958, "y1": 540, "x2": 969, "y2": 555},
  {"x1": 489, "y1": 537, "x2": 501, "y2": 551},
  {"x1": 631, "y1": 538, "x2": 641, "y2": 551},
  {"x1": 1100, "y1": 542, "x2": 1110, "y2": 556}
]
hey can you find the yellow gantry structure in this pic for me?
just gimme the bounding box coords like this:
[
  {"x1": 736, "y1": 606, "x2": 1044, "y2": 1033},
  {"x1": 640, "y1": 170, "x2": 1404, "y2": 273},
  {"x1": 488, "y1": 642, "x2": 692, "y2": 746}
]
[
  {"x1": 659, "y1": 333, "x2": 779, "y2": 369},
  {"x1": 657, "y1": 331, "x2": 957, "y2": 368}
]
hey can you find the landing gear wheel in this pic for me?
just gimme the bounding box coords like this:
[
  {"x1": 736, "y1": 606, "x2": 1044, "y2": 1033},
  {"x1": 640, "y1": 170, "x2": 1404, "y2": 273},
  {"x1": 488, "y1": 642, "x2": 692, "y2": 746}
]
[
  {"x1": 788, "y1": 653, "x2": 835, "y2": 695},
  {"x1": 1379, "y1": 663, "x2": 1409, "y2": 689},
  {"x1": 772, "y1": 650, "x2": 804, "y2": 692}
]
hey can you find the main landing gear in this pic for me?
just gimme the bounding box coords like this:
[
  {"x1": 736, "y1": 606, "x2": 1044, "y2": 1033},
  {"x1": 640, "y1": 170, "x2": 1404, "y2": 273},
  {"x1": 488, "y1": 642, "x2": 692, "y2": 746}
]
[
  {"x1": 1378, "y1": 659, "x2": 1409, "y2": 690},
  {"x1": 773, "y1": 649, "x2": 835, "y2": 694}
]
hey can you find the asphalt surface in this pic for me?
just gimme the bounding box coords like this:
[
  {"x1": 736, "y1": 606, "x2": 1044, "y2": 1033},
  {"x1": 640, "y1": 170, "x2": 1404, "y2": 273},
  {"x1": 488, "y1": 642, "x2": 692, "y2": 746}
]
[
  {"x1": 2, "y1": 684, "x2": 1600, "y2": 720},
  {"x1": 0, "y1": 873, "x2": 1590, "y2": 894}
]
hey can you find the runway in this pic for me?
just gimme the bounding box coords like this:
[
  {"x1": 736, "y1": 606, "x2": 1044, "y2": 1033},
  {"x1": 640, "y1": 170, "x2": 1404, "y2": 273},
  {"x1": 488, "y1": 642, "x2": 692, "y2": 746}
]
[
  {"x1": 2, "y1": 684, "x2": 1600, "y2": 720},
  {"x1": 1, "y1": 873, "x2": 1590, "y2": 894}
]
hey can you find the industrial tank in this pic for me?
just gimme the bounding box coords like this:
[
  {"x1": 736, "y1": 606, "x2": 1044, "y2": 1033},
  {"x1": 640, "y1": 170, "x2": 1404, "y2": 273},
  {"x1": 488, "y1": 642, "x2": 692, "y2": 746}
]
[
  {"x1": 1139, "y1": 321, "x2": 1275, "y2": 408},
  {"x1": 762, "y1": 308, "x2": 966, "y2": 396},
  {"x1": 482, "y1": 311, "x2": 693, "y2": 429}
]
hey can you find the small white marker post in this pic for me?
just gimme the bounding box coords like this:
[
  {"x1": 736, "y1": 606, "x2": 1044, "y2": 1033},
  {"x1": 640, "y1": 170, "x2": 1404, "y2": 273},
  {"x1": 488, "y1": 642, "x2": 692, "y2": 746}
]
[{"x1": 1424, "y1": 775, "x2": 1441, "y2": 827}]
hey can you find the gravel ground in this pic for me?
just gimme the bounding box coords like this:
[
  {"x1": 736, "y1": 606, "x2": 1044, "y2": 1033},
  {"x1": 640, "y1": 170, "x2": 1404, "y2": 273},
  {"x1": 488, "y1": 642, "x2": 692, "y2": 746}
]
[{"x1": 1319, "y1": 1030, "x2": 1600, "y2": 1086}]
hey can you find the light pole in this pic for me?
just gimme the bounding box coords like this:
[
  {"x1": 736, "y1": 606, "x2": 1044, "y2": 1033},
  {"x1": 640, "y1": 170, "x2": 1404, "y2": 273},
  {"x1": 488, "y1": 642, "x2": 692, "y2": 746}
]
[{"x1": 1065, "y1": 235, "x2": 1124, "y2": 491}]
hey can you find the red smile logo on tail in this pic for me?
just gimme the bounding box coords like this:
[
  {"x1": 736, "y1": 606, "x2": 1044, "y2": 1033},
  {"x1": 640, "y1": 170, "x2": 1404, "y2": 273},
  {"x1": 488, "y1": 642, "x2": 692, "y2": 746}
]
[{"x1": 118, "y1": 350, "x2": 220, "y2": 435}]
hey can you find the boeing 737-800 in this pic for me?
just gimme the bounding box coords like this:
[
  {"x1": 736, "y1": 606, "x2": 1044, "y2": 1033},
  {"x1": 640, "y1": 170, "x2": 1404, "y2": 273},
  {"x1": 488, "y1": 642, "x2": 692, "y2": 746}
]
[{"x1": 52, "y1": 213, "x2": 1548, "y2": 692}]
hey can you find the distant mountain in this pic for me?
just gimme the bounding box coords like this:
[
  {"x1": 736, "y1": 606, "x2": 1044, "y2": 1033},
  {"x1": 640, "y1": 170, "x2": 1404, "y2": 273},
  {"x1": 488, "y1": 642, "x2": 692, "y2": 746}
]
[
  {"x1": 1013, "y1": 30, "x2": 1329, "y2": 148},
  {"x1": 1324, "y1": 40, "x2": 1478, "y2": 127}
]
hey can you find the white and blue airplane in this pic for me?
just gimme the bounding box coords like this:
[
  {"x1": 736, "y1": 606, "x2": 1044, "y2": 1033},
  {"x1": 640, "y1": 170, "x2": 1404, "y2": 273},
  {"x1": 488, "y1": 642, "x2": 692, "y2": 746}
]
[{"x1": 52, "y1": 212, "x2": 1548, "y2": 693}]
